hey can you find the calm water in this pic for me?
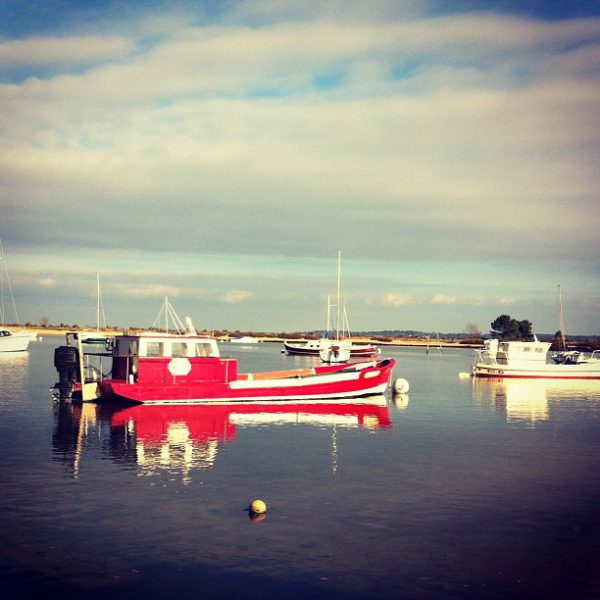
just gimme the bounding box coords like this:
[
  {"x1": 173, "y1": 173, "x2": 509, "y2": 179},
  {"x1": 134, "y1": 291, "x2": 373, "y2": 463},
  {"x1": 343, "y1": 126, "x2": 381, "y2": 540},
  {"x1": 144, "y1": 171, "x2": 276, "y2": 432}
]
[{"x1": 1, "y1": 337, "x2": 599, "y2": 599}]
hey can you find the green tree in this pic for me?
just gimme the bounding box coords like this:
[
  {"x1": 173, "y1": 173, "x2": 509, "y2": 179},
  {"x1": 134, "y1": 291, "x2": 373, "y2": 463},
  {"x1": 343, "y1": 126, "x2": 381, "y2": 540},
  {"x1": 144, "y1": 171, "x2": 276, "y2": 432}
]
[
  {"x1": 518, "y1": 320, "x2": 533, "y2": 339},
  {"x1": 490, "y1": 315, "x2": 533, "y2": 341}
]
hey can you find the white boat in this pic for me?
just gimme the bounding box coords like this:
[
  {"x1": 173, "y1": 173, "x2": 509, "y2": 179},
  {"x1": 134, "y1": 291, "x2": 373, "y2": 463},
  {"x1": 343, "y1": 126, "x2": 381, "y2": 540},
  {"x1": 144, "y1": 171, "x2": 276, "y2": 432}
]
[
  {"x1": 283, "y1": 338, "x2": 378, "y2": 357},
  {"x1": 0, "y1": 239, "x2": 31, "y2": 353},
  {"x1": 0, "y1": 328, "x2": 31, "y2": 352},
  {"x1": 319, "y1": 338, "x2": 352, "y2": 364},
  {"x1": 284, "y1": 253, "x2": 379, "y2": 361},
  {"x1": 229, "y1": 336, "x2": 261, "y2": 344},
  {"x1": 472, "y1": 338, "x2": 600, "y2": 380}
]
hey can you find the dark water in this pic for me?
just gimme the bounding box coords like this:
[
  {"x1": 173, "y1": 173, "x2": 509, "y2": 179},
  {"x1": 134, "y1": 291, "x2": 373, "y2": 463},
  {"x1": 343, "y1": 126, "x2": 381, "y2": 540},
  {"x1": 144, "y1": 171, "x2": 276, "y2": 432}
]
[{"x1": 1, "y1": 337, "x2": 599, "y2": 599}]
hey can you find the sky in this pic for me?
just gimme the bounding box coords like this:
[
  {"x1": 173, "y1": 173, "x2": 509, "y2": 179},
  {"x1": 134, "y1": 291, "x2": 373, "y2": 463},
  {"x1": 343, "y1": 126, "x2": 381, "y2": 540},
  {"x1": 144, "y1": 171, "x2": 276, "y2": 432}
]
[{"x1": 1, "y1": 0, "x2": 599, "y2": 336}]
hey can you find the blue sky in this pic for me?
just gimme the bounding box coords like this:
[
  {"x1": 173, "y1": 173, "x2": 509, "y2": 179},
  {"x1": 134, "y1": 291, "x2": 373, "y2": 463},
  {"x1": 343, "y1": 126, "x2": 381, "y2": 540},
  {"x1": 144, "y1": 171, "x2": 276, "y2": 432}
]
[{"x1": 1, "y1": 1, "x2": 599, "y2": 335}]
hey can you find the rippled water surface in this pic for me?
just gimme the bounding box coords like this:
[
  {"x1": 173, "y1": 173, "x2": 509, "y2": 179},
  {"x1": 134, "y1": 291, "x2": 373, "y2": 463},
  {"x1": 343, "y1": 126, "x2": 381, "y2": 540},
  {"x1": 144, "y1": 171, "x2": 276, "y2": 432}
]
[{"x1": 1, "y1": 337, "x2": 599, "y2": 599}]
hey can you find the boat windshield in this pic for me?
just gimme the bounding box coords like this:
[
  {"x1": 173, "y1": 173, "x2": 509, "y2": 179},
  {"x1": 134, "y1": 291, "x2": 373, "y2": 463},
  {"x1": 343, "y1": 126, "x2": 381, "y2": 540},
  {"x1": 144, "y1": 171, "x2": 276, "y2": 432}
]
[{"x1": 117, "y1": 336, "x2": 219, "y2": 358}]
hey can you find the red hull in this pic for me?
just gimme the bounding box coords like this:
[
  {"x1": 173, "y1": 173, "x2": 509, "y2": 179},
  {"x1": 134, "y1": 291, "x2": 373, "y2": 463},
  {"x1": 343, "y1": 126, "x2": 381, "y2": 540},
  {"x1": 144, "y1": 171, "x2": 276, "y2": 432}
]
[{"x1": 98, "y1": 358, "x2": 395, "y2": 404}]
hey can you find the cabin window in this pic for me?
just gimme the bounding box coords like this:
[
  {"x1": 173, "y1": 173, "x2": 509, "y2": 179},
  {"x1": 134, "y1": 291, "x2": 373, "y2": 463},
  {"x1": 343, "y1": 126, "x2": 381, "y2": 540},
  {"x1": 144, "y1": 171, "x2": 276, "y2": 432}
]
[
  {"x1": 116, "y1": 339, "x2": 137, "y2": 355},
  {"x1": 195, "y1": 342, "x2": 213, "y2": 357},
  {"x1": 146, "y1": 342, "x2": 164, "y2": 357},
  {"x1": 171, "y1": 342, "x2": 188, "y2": 357}
]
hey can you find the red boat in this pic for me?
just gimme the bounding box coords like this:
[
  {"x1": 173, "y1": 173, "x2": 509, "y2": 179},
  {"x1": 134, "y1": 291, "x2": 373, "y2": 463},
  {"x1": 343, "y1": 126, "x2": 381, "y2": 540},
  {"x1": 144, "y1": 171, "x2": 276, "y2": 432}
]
[{"x1": 54, "y1": 332, "x2": 396, "y2": 404}]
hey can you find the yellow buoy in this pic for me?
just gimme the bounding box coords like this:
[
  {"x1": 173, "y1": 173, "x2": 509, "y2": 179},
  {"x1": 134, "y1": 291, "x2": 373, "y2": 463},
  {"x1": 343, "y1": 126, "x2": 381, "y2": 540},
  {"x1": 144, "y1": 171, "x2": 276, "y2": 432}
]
[{"x1": 249, "y1": 499, "x2": 267, "y2": 514}]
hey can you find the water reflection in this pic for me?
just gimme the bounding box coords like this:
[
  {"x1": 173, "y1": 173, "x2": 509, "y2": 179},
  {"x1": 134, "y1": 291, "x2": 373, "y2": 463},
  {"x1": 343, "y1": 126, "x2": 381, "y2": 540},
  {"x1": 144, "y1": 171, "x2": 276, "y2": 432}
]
[
  {"x1": 53, "y1": 397, "x2": 391, "y2": 482},
  {"x1": 392, "y1": 393, "x2": 410, "y2": 410},
  {"x1": 472, "y1": 378, "x2": 600, "y2": 427},
  {"x1": 52, "y1": 401, "x2": 118, "y2": 477},
  {"x1": 0, "y1": 352, "x2": 29, "y2": 405}
]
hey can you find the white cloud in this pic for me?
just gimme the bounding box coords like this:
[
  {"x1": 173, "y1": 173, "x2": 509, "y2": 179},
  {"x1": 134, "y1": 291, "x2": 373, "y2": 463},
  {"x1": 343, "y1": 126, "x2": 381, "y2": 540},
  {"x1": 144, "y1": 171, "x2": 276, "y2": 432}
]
[
  {"x1": 1, "y1": 36, "x2": 133, "y2": 68},
  {"x1": 38, "y1": 277, "x2": 56, "y2": 287},
  {"x1": 223, "y1": 290, "x2": 253, "y2": 304},
  {"x1": 431, "y1": 294, "x2": 458, "y2": 304},
  {"x1": 500, "y1": 297, "x2": 517, "y2": 306},
  {"x1": 1, "y1": 6, "x2": 599, "y2": 333},
  {"x1": 382, "y1": 293, "x2": 411, "y2": 307},
  {"x1": 117, "y1": 284, "x2": 181, "y2": 298}
]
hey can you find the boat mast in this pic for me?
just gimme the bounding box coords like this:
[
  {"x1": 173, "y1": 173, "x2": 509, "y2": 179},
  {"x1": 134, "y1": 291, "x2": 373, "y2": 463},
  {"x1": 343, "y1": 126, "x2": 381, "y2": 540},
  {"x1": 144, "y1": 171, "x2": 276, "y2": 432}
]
[
  {"x1": 96, "y1": 272, "x2": 100, "y2": 333},
  {"x1": 0, "y1": 238, "x2": 20, "y2": 326},
  {"x1": 336, "y1": 250, "x2": 341, "y2": 340},
  {"x1": 558, "y1": 284, "x2": 566, "y2": 351},
  {"x1": 165, "y1": 296, "x2": 169, "y2": 332}
]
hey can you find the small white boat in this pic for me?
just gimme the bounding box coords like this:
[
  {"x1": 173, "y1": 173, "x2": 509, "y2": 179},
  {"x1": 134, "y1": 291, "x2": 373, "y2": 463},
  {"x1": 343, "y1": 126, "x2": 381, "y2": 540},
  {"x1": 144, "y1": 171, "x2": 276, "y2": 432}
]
[
  {"x1": 229, "y1": 336, "x2": 261, "y2": 344},
  {"x1": 0, "y1": 328, "x2": 31, "y2": 353},
  {"x1": 318, "y1": 338, "x2": 352, "y2": 364},
  {"x1": 322, "y1": 251, "x2": 378, "y2": 364},
  {"x1": 283, "y1": 339, "x2": 378, "y2": 357},
  {"x1": 472, "y1": 338, "x2": 600, "y2": 380}
]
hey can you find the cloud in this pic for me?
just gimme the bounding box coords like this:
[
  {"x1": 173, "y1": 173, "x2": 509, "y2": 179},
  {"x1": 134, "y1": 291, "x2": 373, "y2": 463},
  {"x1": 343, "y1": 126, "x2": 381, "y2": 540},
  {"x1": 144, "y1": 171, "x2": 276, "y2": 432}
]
[
  {"x1": 1, "y1": 5, "x2": 599, "y2": 333},
  {"x1": 0, "y1": 36, "x2": 133, "y2": 69},
  {"x1": 500, "y1": 297, "x2": 517, "y2": 306},
  {"x1": 382, "y1": 293, "x2": 411, "y2": 307},
  {"x1": 431, "y1": 294, "x2": 458, "y2": 304},
  {"x1": 38, "y1": 277, "x2": 56, "y2": 287},
  {"x1": 117, "y1": 284, "x2": 182, "y2": 298},
  {"x1": 223, "y1": 290, "x2": 253, "y2": 304}
]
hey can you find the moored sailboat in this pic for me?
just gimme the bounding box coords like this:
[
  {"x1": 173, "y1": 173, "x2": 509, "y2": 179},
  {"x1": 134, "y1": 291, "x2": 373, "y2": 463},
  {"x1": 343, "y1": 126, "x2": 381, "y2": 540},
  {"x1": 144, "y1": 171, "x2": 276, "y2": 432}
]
[
  {"x1": 0, "y1": 238, "x2": 32, "y2": 353},
  {"x1": 284, "y1": 252, "x2": 378, "y2": 362}
]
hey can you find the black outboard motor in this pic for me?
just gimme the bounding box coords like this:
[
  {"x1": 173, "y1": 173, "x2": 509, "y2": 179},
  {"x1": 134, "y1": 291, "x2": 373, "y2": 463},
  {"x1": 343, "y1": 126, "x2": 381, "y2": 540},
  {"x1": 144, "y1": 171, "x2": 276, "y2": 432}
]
[{"x1": 54, "y1": 346, "x2": 80, "y2": 399}]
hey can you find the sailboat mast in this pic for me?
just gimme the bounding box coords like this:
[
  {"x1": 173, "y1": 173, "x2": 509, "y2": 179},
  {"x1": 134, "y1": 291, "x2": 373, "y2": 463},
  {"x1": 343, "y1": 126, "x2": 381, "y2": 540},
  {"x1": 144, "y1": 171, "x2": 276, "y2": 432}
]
[
  {"x1": 336, "y1": 251, "x2": 341, "y2": 339},
  {"x1": 96, "y1": 272, "x2": 100, "y2": 333},
  {"x1": 558, "y1": 284, "x2": 566, "y2": 350},
  {"x1": 165, "y1": 296, "x2": 169, "y2": 332}
]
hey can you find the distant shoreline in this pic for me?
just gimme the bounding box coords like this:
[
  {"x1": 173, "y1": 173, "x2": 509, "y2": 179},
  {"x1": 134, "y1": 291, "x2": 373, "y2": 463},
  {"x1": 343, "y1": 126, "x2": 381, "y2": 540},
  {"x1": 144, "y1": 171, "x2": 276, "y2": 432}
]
[{"x1": 10, "y1": 326, "x2": 482, "y2": 349}]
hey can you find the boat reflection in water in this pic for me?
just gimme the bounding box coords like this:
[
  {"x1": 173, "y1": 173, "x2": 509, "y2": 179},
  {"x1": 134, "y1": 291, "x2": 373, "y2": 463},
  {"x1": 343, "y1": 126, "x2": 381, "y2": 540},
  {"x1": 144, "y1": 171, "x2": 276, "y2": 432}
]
[
  {"x1": 472, "y1": 378, "x2": 600, "y2": 427},
  {"x1": 53, "y1": 396, "x2": 391, "y2": 482}
]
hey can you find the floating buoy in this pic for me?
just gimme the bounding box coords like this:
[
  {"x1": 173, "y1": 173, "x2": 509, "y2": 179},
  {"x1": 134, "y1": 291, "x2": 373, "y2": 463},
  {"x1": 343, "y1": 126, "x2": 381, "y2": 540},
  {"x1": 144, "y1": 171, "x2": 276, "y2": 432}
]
[
  {"x1": 393, "y1": 378, "x2": 410, "y2": 394},
  {"x1": 458, "y1": 372, "x2": 472, "y2": 379},
  {"x1": 249, "y1": 499, "x2": 267, "y2": 514}
]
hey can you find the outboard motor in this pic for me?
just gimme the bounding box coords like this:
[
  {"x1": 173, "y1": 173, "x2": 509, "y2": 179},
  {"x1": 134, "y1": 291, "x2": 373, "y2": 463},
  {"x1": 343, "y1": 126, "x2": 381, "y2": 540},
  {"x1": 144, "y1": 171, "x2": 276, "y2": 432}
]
[{"x1": 54, "y1": 346, "x2": 80, "y2": 399}]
